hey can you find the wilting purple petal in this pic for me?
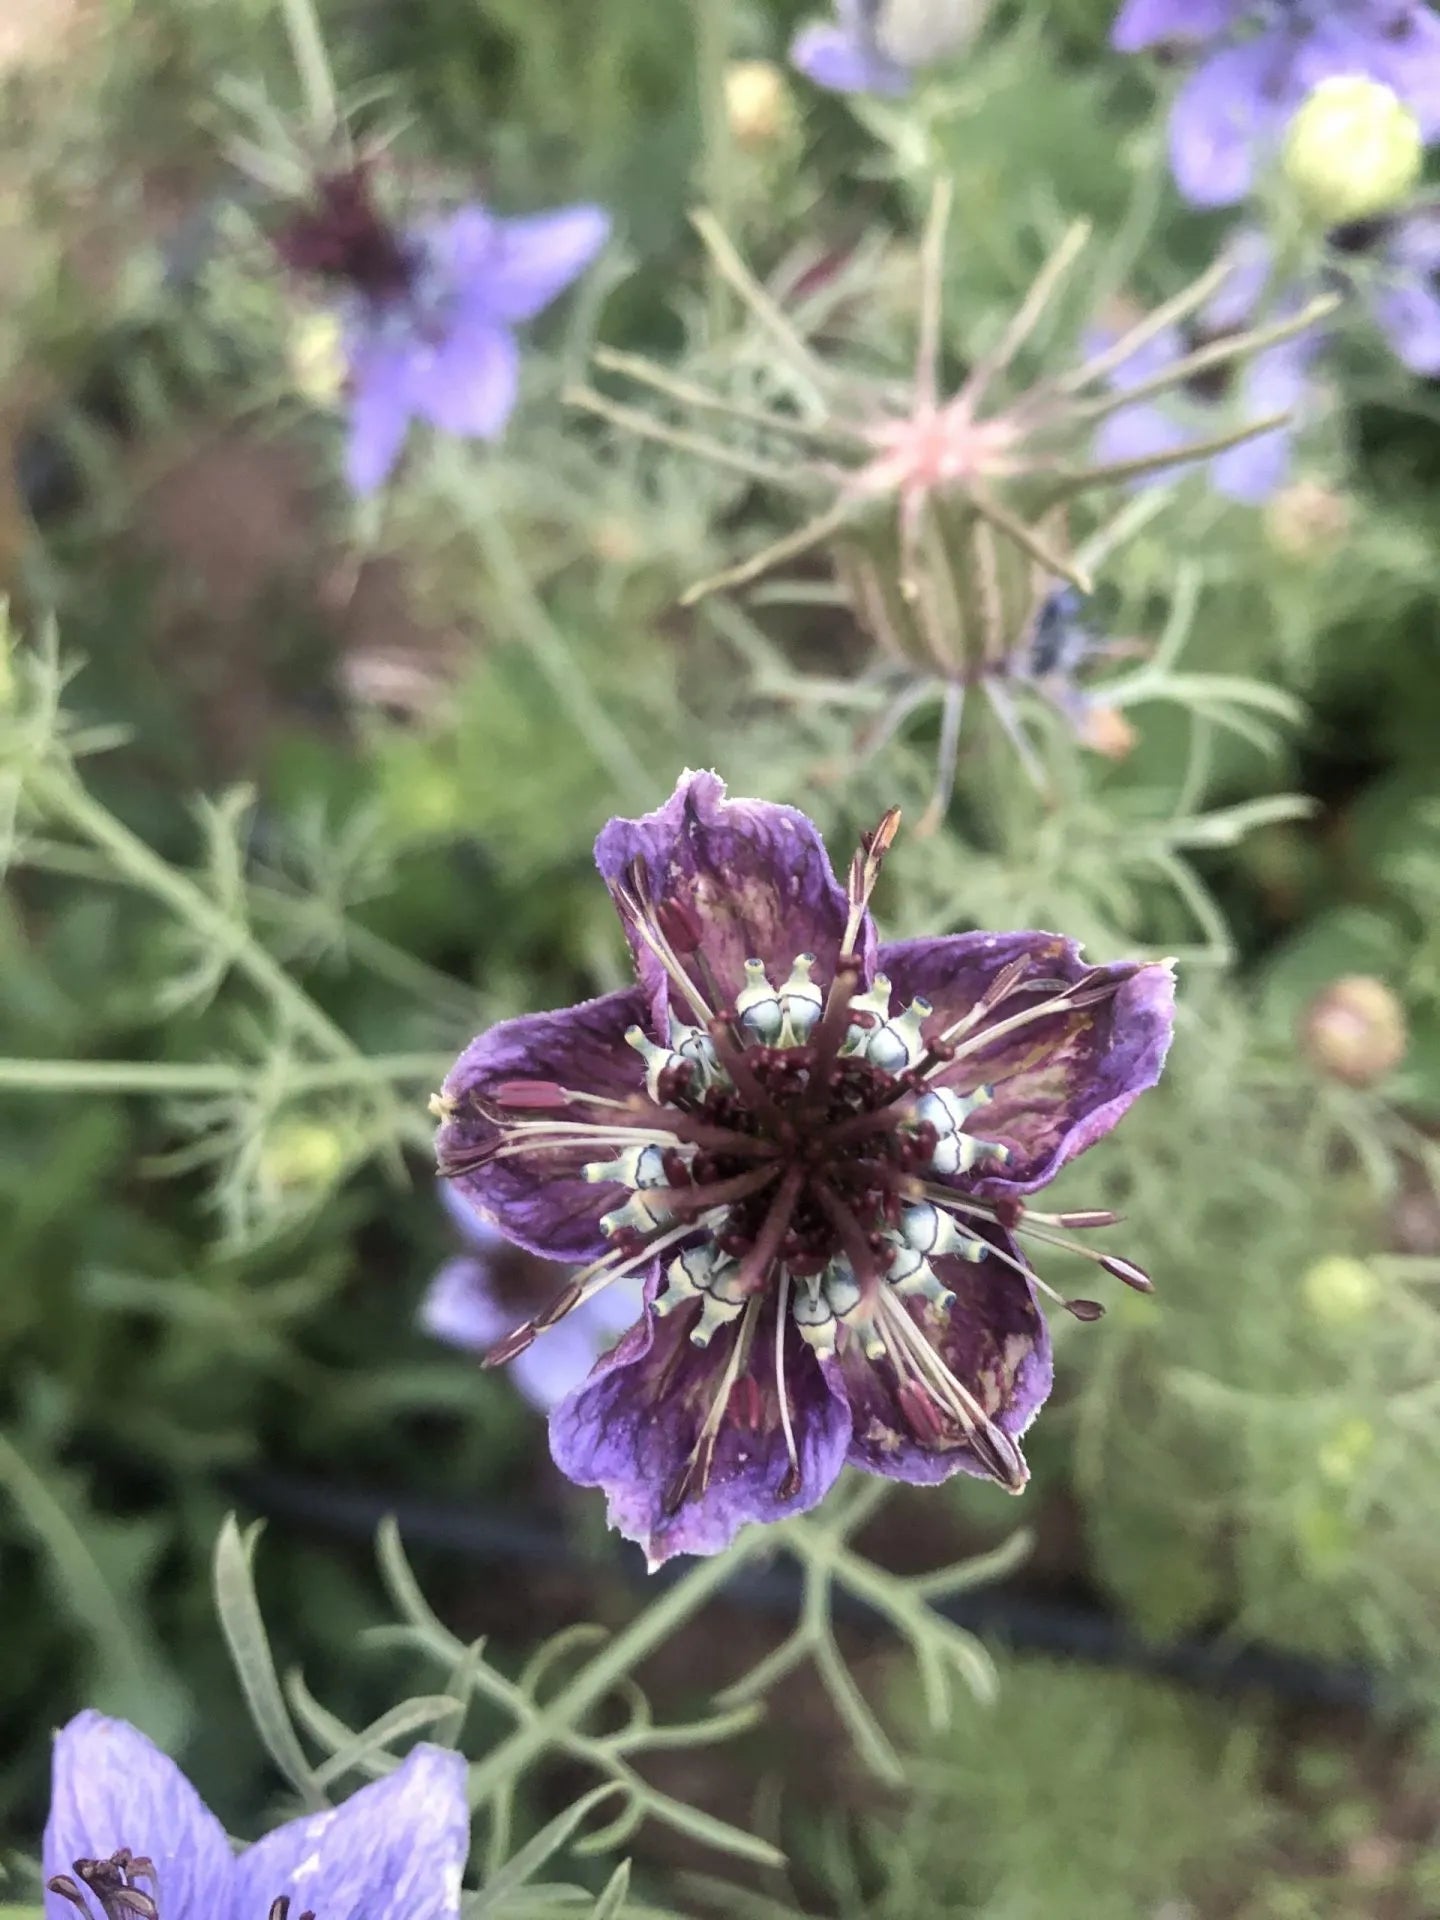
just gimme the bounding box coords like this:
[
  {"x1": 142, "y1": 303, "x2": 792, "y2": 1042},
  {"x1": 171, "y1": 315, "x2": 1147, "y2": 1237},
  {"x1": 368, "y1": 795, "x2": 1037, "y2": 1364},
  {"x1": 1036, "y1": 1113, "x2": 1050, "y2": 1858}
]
[
  {"x1": 841, "y1": 1240, "x2": 1052, "y2": 1485},
  {"x1": 44, "y1": 1714, "x2": 234, "y2": 1920},
  {"x1": 233, "y1": 1746, "x2": 468, "y2": 1920},
  {"x1": 550, "y1": 1290, "x2": 852, "y2": 1568},
  {"x1": 882, "y1": 934, "x2": 1175, "y2": 1192},
  {"x1": 438, "y1": 986, "x2": 652, "y2": 1261},
  {"x1": 595, "y1": 769, "x2": 873, "y2": 1030},
  {"x1": 790, "y1": 19, "x2": 910, "y2": 94},
  {"x1": 408, "y1": 320, "x2": 520, "y2": 440},
  {"x1": 1111, "y1": 0, "x2": 1239, "y2": 51},
  {"x1": 1169, "y1": 38, "x2": 1290, "y2": 208}
]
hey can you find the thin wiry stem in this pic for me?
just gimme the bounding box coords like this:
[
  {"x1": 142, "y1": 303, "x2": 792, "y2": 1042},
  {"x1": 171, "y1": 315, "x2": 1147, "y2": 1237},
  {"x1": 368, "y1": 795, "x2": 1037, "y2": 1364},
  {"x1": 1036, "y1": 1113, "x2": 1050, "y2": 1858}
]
[
  {"x1": 567, "y1": 384, "x2": 804, "y2": 489},
  {"x1": 592, "y1": 348, "x2": 860, "y2": 450},
  {"x1": 960, "y1": 220, "x2": 1092, "y2": 413},
  {"x1": 690, "y1": 211, "x2": 837, "y2": 403},
  {"x1": 1054, "y1": 254, "x2": 1235, "y2": 396},
  {"x1": 1065, "y1": 293, "x2": 1340, "y2": 427},
  {"x1": 1047, "y1": 409, "x2": 1291, "y2": 495},
  {"x1": 29, "y1": 766, "x2": 354, "y2": 1061},
  {"x1": 965, "y1": 484, "x2": 1092, "y2": 591},
  {"x1": 915, "y1": 177, "x2": 955, "y2": 414},
  {"x1": 917, "y1": 681, "x2": 967, "y2": 837},
  {"x1": 681, "y1": 497, "x2": 859, "y2": 605}
]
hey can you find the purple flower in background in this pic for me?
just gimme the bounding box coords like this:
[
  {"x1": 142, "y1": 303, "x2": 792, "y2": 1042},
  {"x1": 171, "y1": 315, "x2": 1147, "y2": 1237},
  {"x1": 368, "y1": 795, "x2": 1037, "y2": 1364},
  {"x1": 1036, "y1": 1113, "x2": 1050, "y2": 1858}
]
[
  {"x1": 435, "y1": 771, "x2": 1174, "y2": 1568},
  {"x1": 423, "y1": 1185, "x2": 642, "y2": 1411},
  {"x1": 1094, "y1": 232, "x2": 1324, "y2": 502},
  {"x1": 790, "y1": 0, "x2": 982, "y2": 95},
  {"x1": 1112, "y1": 0, "x2": 1440, "y2": 207},
  {"x1": 43, "y1": 1712, "x2": 467, "y2": 1920},
  {"x1": 791, "y1": 1, "x2": 912, "y2": 94},
  {"x1": 1330, "y1": 204, "x2": 1440, "y2": 371},
  {"x1": 275, "y1": 166, "x2": 609, "y2": 492}
]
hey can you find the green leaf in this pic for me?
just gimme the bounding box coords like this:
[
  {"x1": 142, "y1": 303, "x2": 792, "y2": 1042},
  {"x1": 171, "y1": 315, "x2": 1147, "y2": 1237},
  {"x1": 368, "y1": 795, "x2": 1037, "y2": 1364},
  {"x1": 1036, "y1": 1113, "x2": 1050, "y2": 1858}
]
[{"x1": 212, "y1": 1515, "x2": 326, "y2": 1808}]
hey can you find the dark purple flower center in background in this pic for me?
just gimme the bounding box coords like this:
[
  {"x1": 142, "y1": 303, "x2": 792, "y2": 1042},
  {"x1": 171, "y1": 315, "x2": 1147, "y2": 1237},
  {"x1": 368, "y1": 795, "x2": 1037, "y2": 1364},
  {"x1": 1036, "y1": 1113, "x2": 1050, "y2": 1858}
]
[
  {"x1": 49, "y1": 1854, "x2": 315, "y2": 1920},
  {"x1": 272, "y1": 166, "x2": 415, "y2": 304}
]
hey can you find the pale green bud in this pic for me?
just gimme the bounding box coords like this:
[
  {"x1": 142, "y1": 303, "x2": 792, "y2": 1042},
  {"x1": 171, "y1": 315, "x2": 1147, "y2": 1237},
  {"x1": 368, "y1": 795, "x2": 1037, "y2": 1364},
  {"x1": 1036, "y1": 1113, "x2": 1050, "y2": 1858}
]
[
  {"x1": 1283, "y1": 77, "x2": 1422, "y2": 225},
  {"x1": 260, "y1": 1118, "x2": 348, "y2": 1193},
  {"x1": 1302, "y1": 1254, "x2": 1379, "y2": 1326}
]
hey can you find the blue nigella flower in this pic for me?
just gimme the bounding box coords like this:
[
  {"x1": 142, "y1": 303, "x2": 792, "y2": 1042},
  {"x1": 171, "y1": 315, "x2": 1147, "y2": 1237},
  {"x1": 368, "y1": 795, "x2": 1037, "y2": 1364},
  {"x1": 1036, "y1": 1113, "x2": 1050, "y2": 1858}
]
[
  {"x1": 790, "y1": 0, "x2": 981, "y2": 95},
  {"x1": 1329, "y1": 203, "x2": 1440, "y2": 372},
  {"x1": 1092, "y1": 232, "x2": 1325, "y2": 503},
  {"x1": 1111, "y1": 0, "x2": 1440, "y2": 207},
  {"x1": 275, "y1": 166, "x2": 609, "y2": 493},
  {"x1": 422, "y1": 1184, "x2": 643, "y2": 1413},
  {"x1": 43, "y1": 1712, "x2": 468, "y2": 1920}
]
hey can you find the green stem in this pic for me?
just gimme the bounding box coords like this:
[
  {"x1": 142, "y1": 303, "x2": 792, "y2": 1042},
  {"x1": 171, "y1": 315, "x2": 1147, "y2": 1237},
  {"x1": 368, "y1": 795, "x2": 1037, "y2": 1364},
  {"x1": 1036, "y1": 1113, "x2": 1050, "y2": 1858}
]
[
  {"x1": 0, "y1": 1053, "x2": 453, "y2": 1096},
  {"x1": 466, "y1": 1538, "x2": 756, "y2": 1808},
  {"x1": 694, "y1": 0, "x2": 736, "y2": 337},
  {"x1": 29, "y1": 768, "x2": 357, "y2": 1061},
  {"x1": 279, "y1": 0, "x2": 340, "y2": 140}
]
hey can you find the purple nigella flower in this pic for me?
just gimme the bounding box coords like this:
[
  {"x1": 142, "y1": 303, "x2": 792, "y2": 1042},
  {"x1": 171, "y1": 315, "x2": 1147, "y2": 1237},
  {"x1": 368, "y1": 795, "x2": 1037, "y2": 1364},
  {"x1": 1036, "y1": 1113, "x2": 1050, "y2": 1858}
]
[
  {"x1": 1329, "y1": 204, "x2": 1440, "y2": 372},
  {"x1": 43, "y1": 1711, "x2": 467, "y2": 1920},
  {"x1": 1093, "y1": 233, "x2": 1323, "y2": 503},
  {"x1": 435, "y1": 771, "x2": 1174, "y2": 1568},
  {"x1": 274, "y1": 166, "x2": 609, "y2": 493},
  {"x1": 790, "y1": 0, "x2": 980, "y2": 95},
  {"x1": 791, "y1": 1, "x2": 912, "y2": 94},
  {"x1": 1112, "y1": 0, "x2": 1440, "y2": 208},
  {"x1": 423, "y1": 1184, "x2": 642, "y2": 1412}
]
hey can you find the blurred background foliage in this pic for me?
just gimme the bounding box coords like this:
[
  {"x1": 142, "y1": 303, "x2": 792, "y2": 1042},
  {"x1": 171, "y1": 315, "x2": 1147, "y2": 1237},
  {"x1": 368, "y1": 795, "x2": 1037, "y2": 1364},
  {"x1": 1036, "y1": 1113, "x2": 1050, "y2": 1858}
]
[{"x1": 4, "y1": 0, "x2": 1440, "y2": 1914}]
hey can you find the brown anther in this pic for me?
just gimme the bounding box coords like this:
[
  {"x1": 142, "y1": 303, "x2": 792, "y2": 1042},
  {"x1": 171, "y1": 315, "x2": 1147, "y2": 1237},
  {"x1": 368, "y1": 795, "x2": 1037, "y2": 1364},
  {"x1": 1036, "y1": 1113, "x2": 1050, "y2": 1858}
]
[
  {"x1": 1100, "y1": 1253, "x2": 1153, "y2": 1293},
  {"x1": 1052, "y1": 1209, "x2": 1122, "y2": 1230},
  {"x1": 535, "y1": 1280, "x2": 586, "y2": 1329},
  {"x1": 779, "y1": 1459, "x2": 804, "y2": 1500},
  {"x1": 493, "y1": 1079, "x2": 572, "y2": 1111},
  {"x1": 1064, "y1": 1298, "x2": 1106, "y2": 1321},
  {"x1": 483, "y1": 1320, "x2": 540, "y2": 1367}
]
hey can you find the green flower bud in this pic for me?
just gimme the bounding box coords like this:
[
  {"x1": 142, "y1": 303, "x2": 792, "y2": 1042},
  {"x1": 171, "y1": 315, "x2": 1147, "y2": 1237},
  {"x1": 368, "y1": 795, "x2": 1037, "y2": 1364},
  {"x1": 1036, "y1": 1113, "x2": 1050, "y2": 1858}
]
[
  {"x1": 1283, "y1": 77, "x2": 1422, "y2": 226},
  {"x1": 1317, "y1": 1415, "x2": 1375, "y2": 1486},
  {"x1": 260, "y1": 1118, "x2": 348, "y2": 1194},
  {"x1": 1302, "y1": 1254, "x2": 1379, "y2": 1326}
]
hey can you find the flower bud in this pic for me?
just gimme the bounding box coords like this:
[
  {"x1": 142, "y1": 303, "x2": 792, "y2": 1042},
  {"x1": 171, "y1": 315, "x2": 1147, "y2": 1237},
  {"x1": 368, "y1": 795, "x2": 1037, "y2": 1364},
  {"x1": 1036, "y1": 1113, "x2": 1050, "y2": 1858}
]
[
  {"x1": 1264, "y1": 480, "x2": 1352, "y2": 562},
  {"x1": 259, "y1": 1118, "x2": 348, "y2": 1195},
  {"x1": 724, "y1": 59, "x2": 793, "y2": 151},
  {"x1": 1301, "y1": 975, "x2": 1406, "y2": 1087},
  {"x1": 289, "y1": 310, "x2": 347, "y2": 406},
  {"x1": 1077, "y1": 705, "x2": 1137, "y2": 760},
  {"x1": 1283, "y1": 77, "x2": 1422, "y2": 226},
  {"x1": 1302, "y1": 1254, "x2": 1378, "y2": 1326},
  {"x1": 1317, "y1": 1415, "x2": 1375, "y2": 1486}
]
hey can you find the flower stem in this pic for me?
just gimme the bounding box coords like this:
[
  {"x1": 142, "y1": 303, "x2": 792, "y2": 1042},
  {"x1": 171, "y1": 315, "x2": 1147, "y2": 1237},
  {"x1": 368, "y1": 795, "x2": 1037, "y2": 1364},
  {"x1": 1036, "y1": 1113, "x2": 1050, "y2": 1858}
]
[
  {"x1": 28, "y1": 766, "x2": 356, "y2": 1061},
  {"x1": 465, "y1": 1535, "x2": 759, "y2": 1808},
  {"x1": 0, "y1": 1054, "x2": 453, "y2": 1095},
  {"x1": 694, "y1": 0, "x2": 737, "y2": 336}
]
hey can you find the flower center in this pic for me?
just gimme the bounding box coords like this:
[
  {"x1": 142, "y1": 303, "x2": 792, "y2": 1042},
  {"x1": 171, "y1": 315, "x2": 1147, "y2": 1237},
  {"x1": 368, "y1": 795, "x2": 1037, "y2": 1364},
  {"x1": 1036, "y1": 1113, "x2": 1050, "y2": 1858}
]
[
  {"x1": 273, "y1": 168, "x2": 417, "y2": 305},
  {"x1": 48, "y1": 1856, "x2": 316, "y2": 1920},
  {"x1": 598, "y1": 955, "x2": 1008, "y2": 1361}
]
